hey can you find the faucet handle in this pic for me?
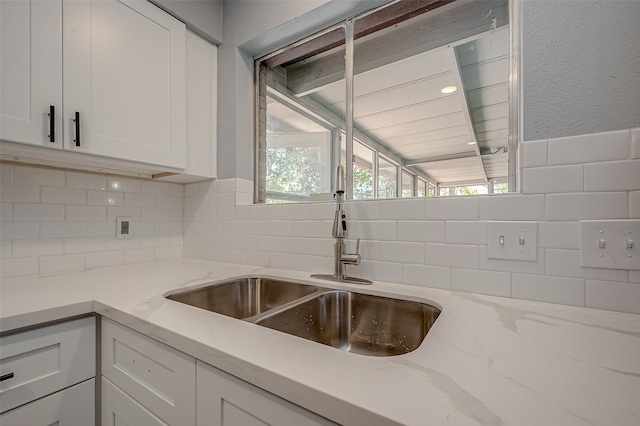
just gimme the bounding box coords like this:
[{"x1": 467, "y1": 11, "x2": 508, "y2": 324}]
[
  {"x1": 355, "y1": 238, "x2": 360, "y2": 254},
  {"x1": 341, "y1": 238, "x2": 361, "y2": 265}
]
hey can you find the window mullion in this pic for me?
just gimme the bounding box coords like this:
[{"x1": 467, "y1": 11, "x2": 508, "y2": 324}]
[{"x1": 345, "y1": 19, "x2": 354, "y2": 200}]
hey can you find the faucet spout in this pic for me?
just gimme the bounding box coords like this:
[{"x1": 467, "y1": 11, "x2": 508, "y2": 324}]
[{"x1": 311, "y1": 166, "x2": 372, "y2": 285}]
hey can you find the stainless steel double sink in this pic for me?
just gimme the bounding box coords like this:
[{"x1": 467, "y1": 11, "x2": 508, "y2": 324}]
[{"x1": 165, "y1": 277, "x2": 440, "y2": 357}]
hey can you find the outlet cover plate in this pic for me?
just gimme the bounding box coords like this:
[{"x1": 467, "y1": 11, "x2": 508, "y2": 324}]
[
  {"x1": 488, "y1": 221, "x2": 538, "y2": 261},
  {"x1": 116, "y1": 216, "x2": 132, "y2": 239},
  {"x1": 580, "y1": 220, "x2": 640, "y2": 270}
]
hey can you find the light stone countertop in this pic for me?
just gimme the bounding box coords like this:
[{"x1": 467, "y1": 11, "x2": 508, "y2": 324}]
[{"x1": 1, "y1": 258, "x2": 639, "y2": 425}]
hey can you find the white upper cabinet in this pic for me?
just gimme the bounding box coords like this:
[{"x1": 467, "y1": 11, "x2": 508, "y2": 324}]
[
  {"x1": 0, "y1": 0, "x2": 63, "y2": 148},
  {"x1": 63, "y1": 0, "x2": 186, "y2": 168},
  {"x1": 1, "y1": 0, "x2": 187, "y2": 171}
]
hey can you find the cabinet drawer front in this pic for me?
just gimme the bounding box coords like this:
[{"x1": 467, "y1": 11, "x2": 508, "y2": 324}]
[
  {"x1": 0, "y1": 378, "x2": 95, "y2": 425},
  {"x1": 102, "y1": 377, "x2": 168, "y2": 426},
  {"x1": 102, "y1": 318, "x2": 195, "y2": 426},
  {"x1": 0, "y1": 316, "x2": 95, "y2": 413}
]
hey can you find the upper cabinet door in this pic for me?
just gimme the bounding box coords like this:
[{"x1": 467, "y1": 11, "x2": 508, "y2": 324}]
[
  {"x1": 0, "y1": 0, "x2": 63, "y2": 148},
  {"x1": 63, "y1": 0, "x2": 186, "y2": 169}
]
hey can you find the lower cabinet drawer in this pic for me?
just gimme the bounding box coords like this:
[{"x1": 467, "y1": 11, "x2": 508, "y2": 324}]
[
  {"x1": 0, "y1": 378, "x2": 95, "y2": 425},
  {"x1": 102, "y1": 377, "x2": 168, "y2": 426},
  {"x1": 0, "y1": 316, "x2": 96, "y2": 413},
  {"x1": 102, "y1": 318, "x2": 196, "y2": 426}
]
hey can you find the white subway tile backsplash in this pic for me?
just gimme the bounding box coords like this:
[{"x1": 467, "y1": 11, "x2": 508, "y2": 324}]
[
  {"x1": 425, "y1": 197, "x2": 479, "y2": 220},
  {"x1": 246, "y1": 250, "x2": 270, "y2": 267},
  {"x1": 14, "y1": 203, "x2": 64, "y2": 221},
  {"x1": 397, "y1": 221, "x2": 445, "y2": 243},
  {"x1": 269, "y1": 252, "x2": 297, "y2": 270},
  {"x1": 523, "y1": 165, "x2": 583, "y2": 194},
  {"x1": 380, "y1": 198, "x2": 424, "y2": 219},
  {"x1": 308, "y1": 202, "x2": 335, "y2": 220},
  {"x1": 0, "y1": 164, "x2": 14, "y2": 182},
  {"x1": 87, "y1": 191, "x2": 124, "y2": 206},
  {"x1": 267, "y1": 221, "x2": 293, "y2": 237},
  {"x1": 68, "y1": 172, "x2": 107, "y2": 190},
  {"x1": 155, "y1": 245, "x2": 182, "y2": 260},
  {"x1": 66, "y1": 205, "x2": 106, "y2": 221},
  {"x1": 349, "y1": 200, "x2": 380, "y2": 220},
  {"x1": 281, "y1": 203, "x2": 310, "y2": 220},
  {"x1": 452, "y1": 268, "x2": 511, "y2": 297},
  {"x1": 545, "y1": 192, "x2": 627, "y2": 220},
  {"x1": 402, "y1": 264, "x2": 451, "y2": 289},
  {"x1": 356, "y1": 220, "x2": 396, "y2": 241},
  {"x1": 108, "y1": 176, "x2": 141, "y2": 193},
  {"x1": 631, "y1": 192, "x2": 640, "y2": 219},
  {"x1": 632, "y1": 128, "x2": 640, "y2": 160},
  {"x1": 1, "y1": 183, "x2": 39, "y2": 203},
  {"x1": 1, "y1": 257, "x2": 39, "y2": 278},
  {"x1": 107, "y1": 207, "x2": 141, "y2": 221},
  {"x1": 142, "y1": 180, "x2": 171, "y2": 195},
  {"x1": 545, "y1": 248, "x2": 628, "y2": 282},
  {"x1": 106, "y1": 237, "x2": 141, "y2": 251},
  {"x1": 445, "y1": 221, "x2": 487, "y2": 245},
  {"x1": 538, "y1": 222, "x2": 579, "y2": 249},
  {"x1": 586, "y1": 280, "x2": 640, "y2": 314},
  {"x1": 39, "y1": 253, "x2": 85, "y2": 274},
  {"x1": 629, "y1": 271, "x2": 640, "y2": 283},
  {"x1": 64, "y1": 237, "x2": 105, "y2": 254},
  {"x1": 307, "y1": 238, "x2": 331, "y2": 256},
  {"x1": 292, "y1": 220, "x2": 323, "y2": 238},
  {"x1": 122, "y1": 248, "x2": 156, "y2": 263},
  {"x1": 361, "y1": 260, "x2": 402, "y2": 283},
  {"x1": 40, "y1": 222, "x2": 85, "y2": 239},
  {"x1": 12, "y1": 239, "x2": 63, "y2": 258},
  {"x1": 584, "y1": 160, "x2": 640, "y2": 191},
  {"x1": 521, "y1": 139, "x2": 547, "y2": 168},
  {"x1": 1, "y1": 202, "x2": 13, "y2": 221},
  {"x1": 15, "y1": 165, "x2": 65, "y2": 187},
  {"x1": 296, "y1": 254, "x2": 326, "y2": 273},
  {"x1": 86, "y1": 251, "x2": 123, "y2": 268},
  {"x1": 479, "y1": 194, "x2": 545, "y2": 220},
  {"x1": 283, "y1": 237, "x2": 310, "y2": 255},
  {"x1": 258, "y1": 236, "x2": 282, "y2": 252},
  {"x1": 380, "y1": 241, "x2": 425, "y2": 264},
  {"x1": 512, "y1": 274, "x2": 585, "y2": 307},
  {"x1": 141, "y1": 208, "x2": 170, "y2": 222},
  {"x1": 156, "y1": 195, "x2": 183, "y2": 209},
  {"x1": 548, "y1": 130, "x2": 630, "y2": 166},
  {"x1": 86, "y1": 222, "x2": 116, "y2": 237},
  {"x1": 424, "y1": 243, "x2": 478, "y2": 268},
  {"x1": 41, "y1": 187, "x2": 86, "y2": 205},
  {"x1": 257, "y1": 204, "x2": 282, "y2": 220},
  {"x1": 125, "y1": 193, "x2": 155, "y2": 208},
  {"x1": 0, "y1": 240, "x2": 11, "y2": 257}
]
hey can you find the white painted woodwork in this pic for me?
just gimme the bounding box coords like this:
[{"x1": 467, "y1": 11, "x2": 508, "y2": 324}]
[
  {"x1": 102, "y1": 377, "x2": 169, "y2": 426},
  {"x1": 102, "y1": 318, "x2": 196, "y2": 426},
  {"x1": 196, "y1": 360, "x2": 336, "y2": 426},
  {"x1": 0, "y1": 378, "x2": 95, "y2": 425},
  {"x1": 0, "y1": 316, "x2": 95, "y2": 413},
  {"x1": 159, "y1": 30, "x2": 217, "y2": 182},
  {"x1": 0, "y1": 0, "x2": 63, "y2": 147},
  {"x1": 63, "y1": 0, "x2": 186, "y2": 168}
]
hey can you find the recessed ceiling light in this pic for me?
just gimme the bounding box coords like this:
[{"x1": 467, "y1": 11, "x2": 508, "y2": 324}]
[
  {"x1": 467, "y1": 141, "x2": 477, "y2": 145},
  {"x1": 440, "y1": 85, "x2": 457, "y2": 94}
]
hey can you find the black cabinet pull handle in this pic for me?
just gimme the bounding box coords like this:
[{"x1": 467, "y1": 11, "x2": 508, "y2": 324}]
[
  {"x1": 74, "y1": 111, "x2": 80, "y2": 146},
  {"x1": 0, "y1": 373, "x2": 14, "y2": 381},
  {"x1": 48, "y1": 105, "x2": 55, "y2": 143}
]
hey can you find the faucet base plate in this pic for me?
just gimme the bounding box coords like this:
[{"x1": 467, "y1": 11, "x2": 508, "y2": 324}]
[{"x1": 310, "y1": 274, "x2": 373, "y2": 285}]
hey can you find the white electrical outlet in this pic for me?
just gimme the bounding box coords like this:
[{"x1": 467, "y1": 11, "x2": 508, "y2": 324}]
[
  {"x1": 116, "y1": 217, "x2": 132, "y2": 239},
  {"x1": 488, "y1": 221, "x2": 538, "y2": 261},
  {"x1": 580, "y1": 220, "x2": 640, "y2": 270}
]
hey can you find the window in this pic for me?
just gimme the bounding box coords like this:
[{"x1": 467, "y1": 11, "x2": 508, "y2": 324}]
[{"x1": 255, "y1": 0, "x2": 516, "y2": 203}]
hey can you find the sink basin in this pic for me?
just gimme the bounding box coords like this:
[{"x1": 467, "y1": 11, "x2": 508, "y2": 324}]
[
  {"x1": 256, "y1": 291, "x2": 440, "y2": 356},
  {"x1": 165, "y1": 277, "x2": 320, "y2": 319}
]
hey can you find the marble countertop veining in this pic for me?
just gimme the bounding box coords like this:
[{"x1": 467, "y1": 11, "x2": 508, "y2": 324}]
[{"x1": 1, "y1": 258, "x2": 639, "y2": 425}]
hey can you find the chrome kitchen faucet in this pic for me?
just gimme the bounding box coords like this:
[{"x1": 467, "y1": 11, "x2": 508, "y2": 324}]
[{"x1": 311, "y1": 166, "x2": 372, "y2": 285}]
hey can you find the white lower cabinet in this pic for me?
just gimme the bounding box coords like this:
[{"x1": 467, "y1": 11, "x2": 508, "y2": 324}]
[
  {"x1": 0, "y1": 378, "x2": 95, "y2": 425},
  {"x1": 0, "y1": 316, "x2": 96, "y2": 416},
  {"x1": 101, "y1": 318, "x2": 196, "y2": 426},
  {"x1": 102, "y1": 376, "x2": 168, "y2": 426},
  {"x1": 196, "y1": 360, "x2": 336, "y2": 426}
]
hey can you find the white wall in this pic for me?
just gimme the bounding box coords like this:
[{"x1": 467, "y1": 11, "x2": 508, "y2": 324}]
[
  {"x1": 0, "y1": 165, "x2": 184, "y2": 277},
  {"x1": 523, "y1": 0, "x2": 640, "y2": 141}
]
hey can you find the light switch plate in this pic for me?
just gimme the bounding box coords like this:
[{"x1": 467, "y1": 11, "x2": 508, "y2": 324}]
[
  {"x1": 488, "y1": 221, "x2": 538, "y2": 261},
  {"x1": 580, "y1": 220, "x2": 640, "y2": 270}
]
